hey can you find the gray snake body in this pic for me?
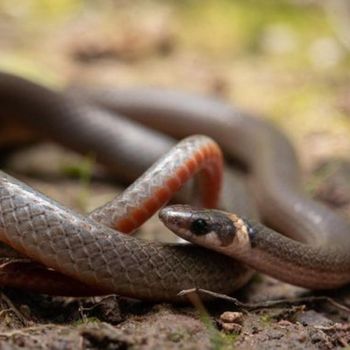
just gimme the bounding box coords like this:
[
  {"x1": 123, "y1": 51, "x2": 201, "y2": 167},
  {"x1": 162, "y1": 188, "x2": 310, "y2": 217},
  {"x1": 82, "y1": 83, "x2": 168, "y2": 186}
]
[
  {"x1": 0, "y1": 72, "x2": 254, "y2": 300},
  {"x1": 0, "y1": 171, "x2": 252, "y2": 301},
  {"x1": 72, "y1": 86, "x2": 350, "y2": 246},
  {"x1": 160, "y1": 206, "x2": 350, "y2": 289},
  {"x1": 72, "y1": 86, "x2": 350, "y2": 289},
  {"x1": 0, "y1": 71, "x2": 350, "y2": 297}
]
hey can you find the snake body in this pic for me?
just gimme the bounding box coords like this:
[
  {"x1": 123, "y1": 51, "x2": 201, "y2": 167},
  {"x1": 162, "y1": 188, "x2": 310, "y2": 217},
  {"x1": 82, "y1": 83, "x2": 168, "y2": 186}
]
[
  {"x1": 0, "y1": 173, "x2": 249, "y2": 301},
  {"x1": 71, "y1": 86, "x2": 350, "y2": 289},
  {"x1": 75, "y1": 87, "x2": 350, "y2": 246},
  {"x1": 0, "y1": 72, "x2": 256, "y2": 300},
  {"x1": 0, "y1": 139, "x2": 251, "y2": 301},
  {"x1": 0, "y1": 71, "x2": 350, "y2": 296},
  {"x1": 160, "y1": 205, "x2": 350, "y2": 290}
]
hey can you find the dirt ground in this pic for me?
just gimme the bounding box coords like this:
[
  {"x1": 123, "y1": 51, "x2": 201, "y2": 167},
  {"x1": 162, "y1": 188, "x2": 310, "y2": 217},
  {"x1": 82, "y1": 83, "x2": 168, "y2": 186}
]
[{"x1": 1, "y1": 1, "x2": 350, "y2": 349}]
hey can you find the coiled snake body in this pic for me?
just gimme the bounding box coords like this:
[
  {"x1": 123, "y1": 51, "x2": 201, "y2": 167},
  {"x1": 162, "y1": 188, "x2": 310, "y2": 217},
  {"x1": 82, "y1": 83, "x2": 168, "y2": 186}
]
[{"x1": 0, "y1": 71, "x2": 350, "y2": 300}]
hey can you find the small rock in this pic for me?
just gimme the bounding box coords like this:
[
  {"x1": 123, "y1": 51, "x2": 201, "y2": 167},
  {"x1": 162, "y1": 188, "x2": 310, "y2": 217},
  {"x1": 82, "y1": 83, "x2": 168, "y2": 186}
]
[
  {"x1": 277, "y1": 320, "x2": 293, "y2": 328},
  {"x1": 295, "y1": 310, "x2": 333, "y2": 327},
  {"x1": 219, "y1": 311, "x2": 243, "y2": 324},
  {"x1": 218, "y1": 311, "x2": 244, "y2": 334},
  {"x1": 220, "y1": 322, "x2": 242, "y2": 334}
]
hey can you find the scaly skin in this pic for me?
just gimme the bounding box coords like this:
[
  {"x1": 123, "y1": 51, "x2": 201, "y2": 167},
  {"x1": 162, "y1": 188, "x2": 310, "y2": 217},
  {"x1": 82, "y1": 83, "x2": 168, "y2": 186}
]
[
  {"x1": 0, "y1": 172, "x2": 252, "y2": 301},
  {"x1": 74, "y1": 86, "x2": 350, "y2": 246},
  {"x1": 0, "y1": 71, "x2": 257, "y2": 299},
  {"x1": 160, "y1": 205, "x2": 350, "y2": 290},
  {"x1": 90, "y1": 135, "x2": 223, "y2": 233}
]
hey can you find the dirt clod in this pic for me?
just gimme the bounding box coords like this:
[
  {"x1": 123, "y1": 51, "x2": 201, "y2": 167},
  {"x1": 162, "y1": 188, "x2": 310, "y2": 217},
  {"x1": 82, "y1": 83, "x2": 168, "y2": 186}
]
[{"x1": 219, "y1": 311, "x2": 244, "y2": 324}]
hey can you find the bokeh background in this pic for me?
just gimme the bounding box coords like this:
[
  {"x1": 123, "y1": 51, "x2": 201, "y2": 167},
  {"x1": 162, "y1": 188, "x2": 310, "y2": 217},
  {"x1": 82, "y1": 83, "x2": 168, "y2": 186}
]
[
  {"x1": 2, "y1": 0, "x2": 350, "y2": 199},
  {"x1": 2, "y1": 0, "x2": 350, "y2": 172}
]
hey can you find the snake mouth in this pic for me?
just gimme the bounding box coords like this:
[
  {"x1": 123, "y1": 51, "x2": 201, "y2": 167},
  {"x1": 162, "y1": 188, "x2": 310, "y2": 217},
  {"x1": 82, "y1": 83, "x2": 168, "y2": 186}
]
[{"x1": 159, "y1": 205, "x2": 193, "y2": 237}]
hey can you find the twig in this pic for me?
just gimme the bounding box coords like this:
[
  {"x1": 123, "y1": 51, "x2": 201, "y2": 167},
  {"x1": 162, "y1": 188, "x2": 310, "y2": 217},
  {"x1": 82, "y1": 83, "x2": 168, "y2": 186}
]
[
  {"x1": 178, "y1": 288, "x2": 350, "y2": 313},
  {"x1": 0, "y1": 292, "x2": 30, "y2": 326}
]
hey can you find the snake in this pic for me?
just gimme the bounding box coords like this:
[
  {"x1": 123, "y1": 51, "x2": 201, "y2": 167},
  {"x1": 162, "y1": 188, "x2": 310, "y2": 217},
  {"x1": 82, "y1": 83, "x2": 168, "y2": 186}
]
[
  {"x1": 160, "y1": 205, "x2": 350, "y2": 290},
  {"x1": 70, "y1": 85, "x2": 350, "y2": 289},
  {"x1": 0, "y1": 71, "x2": 255, "y2": 301},
  {"x1": 0, "y1": 71, "x2": 349, "y2": 298}
]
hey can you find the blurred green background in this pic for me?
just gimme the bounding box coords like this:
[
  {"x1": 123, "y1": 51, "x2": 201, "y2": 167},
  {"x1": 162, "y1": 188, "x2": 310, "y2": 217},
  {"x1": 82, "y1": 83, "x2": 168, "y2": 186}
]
[{"x1": 1, "y1": 0, "x2": 350, "y2": 168}]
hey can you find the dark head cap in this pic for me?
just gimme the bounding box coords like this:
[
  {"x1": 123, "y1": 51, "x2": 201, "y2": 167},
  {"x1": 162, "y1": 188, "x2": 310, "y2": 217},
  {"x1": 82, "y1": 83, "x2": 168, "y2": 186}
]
[{"x1": 159, "y1": 205, "x2": 236, "y2": 246}]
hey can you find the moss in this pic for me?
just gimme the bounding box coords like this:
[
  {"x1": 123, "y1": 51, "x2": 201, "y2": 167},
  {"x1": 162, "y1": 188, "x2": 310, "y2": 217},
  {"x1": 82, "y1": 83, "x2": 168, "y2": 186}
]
[
  {"x1": 72, "y1": 316, "x2": 100, "y2": 326},
  {"x1": 167, "y1": 331, "x2": 186, "y2": 343},
  {"x1": 62, "y1": 154, "x2": 95, "y2": 212},
  {"x1": 260, "y1": 313, "x2": 273, "y2": 325},
  {"x1": 194, "y1": 302, "x2": 240, "y2": 349}
]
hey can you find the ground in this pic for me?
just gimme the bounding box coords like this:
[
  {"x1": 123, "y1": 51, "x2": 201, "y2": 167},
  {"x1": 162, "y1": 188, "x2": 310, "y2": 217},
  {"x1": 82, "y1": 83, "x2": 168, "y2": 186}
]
[{"x1": 0, "y1": 1, "x2": 350, "y2": 349}]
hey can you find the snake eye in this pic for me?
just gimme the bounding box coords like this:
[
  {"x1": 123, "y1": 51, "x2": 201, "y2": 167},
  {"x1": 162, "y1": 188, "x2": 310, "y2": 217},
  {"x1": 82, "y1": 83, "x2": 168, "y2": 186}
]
[{"x1": 190, "y1": 218, "x2": 210, "y2": 235}]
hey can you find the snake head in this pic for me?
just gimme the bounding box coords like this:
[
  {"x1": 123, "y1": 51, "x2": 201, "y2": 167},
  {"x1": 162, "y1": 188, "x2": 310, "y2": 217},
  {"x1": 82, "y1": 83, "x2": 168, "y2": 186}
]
[{"x1": 159, "y1": 205, "x2": 248, "y2": 254}]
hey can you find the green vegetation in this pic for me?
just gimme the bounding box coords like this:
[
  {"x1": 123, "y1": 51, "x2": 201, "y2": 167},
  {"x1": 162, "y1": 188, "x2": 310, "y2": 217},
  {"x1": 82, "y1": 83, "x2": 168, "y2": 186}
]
[
  {"x1": 260, "y1": 313, "x2": 273, "y2": 325},
  {"x1": 72, "y1": 316, "x2": 100, "y2": 326},
  {"x1": 176, "y1": 0, "x2": 334, "y2": 59},
  {"x1": 62, "y1": 154, "x2": 95, "y2": 212}
]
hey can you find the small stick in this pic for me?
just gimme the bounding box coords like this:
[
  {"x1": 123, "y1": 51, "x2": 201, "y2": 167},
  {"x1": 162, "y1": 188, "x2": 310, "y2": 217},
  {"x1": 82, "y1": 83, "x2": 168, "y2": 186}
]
[
  {"x1": 0, "y1": 292, "x2": 30, "y2": 326},
  {"x1": 178, "y1": 288, "x2": 350, "y2": 313}
]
